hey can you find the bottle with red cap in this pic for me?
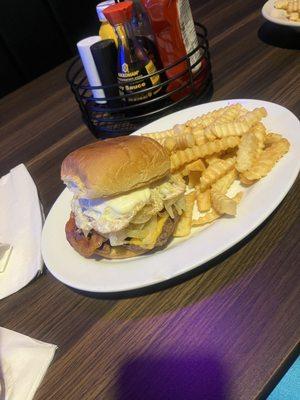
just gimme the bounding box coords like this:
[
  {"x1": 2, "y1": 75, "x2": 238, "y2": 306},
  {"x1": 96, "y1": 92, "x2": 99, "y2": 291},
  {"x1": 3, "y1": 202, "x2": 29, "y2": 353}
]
[
  {"x1": 103, "y1": 1, "x2": 161, "y2": 105},
  {"x1": 142, "y1": 0, "x2": 207, "y2": 101}
]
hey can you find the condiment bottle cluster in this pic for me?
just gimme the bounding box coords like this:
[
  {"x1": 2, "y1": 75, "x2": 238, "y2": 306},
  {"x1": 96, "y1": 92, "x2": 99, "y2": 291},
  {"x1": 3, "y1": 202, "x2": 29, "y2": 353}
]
[{"x1": 77, "y1": 0, "x2": 206, "y2": 106}]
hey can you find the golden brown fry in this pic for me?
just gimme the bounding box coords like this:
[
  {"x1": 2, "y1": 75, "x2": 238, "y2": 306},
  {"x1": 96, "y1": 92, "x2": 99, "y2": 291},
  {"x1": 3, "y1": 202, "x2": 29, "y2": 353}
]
[
  {"x1": 239, "y1": 107, "x2": 267, "y2": 126},
  {"x1": 265, "y1": 132, "x2": 282, "y2": 145},
  {"x1": 192, "y1": 209, "x2": 220, "y2": 226},
  {"x1": 213, "y1": 104, "x2": 243, "y2": 124},
  {"x1": 194, "y1": 135, "x2": 207, "y2": 146},
  {"x1": 252, "y1": 122, "x2": 266, "y2": 134},
  {"x1": 232, "y1": 191, "x2": 243, "y2": 204},
  {"x1": 204, "y1": 120, "x2": 251, "y2": 140},
  {"x1": 287, "y1": 0, "x2": 300, "y2": 12},
  {"x1": 199, "y1": 157, "x2": 236, "y2": 192},
  {"x1": 192, "y1": 126, "x2": 205, "y2": 136},
  {"x1": 275, "y1": 0, "x2": 288, "y2": 9},
  {"x1": 205, "y1": 155, "x2": 222, "y2": 165},
  {"x1": 211, "y1": 191, "x2": 237, "y2": 216},
  {"x1": 239, "y1": 174, "x2": 256, "y2": 186},
  {"x1": 171, "y1": 173, "x2": 186, "y2": 186},
  {"x1": 163, "y1": 133, "x2": 195, "y2": 152},
  {"x1": 242, "y1": 138, "x2": 290, "y2": 180},
  {"x1": 173, "y1": 124, "x2": 192, "y2": 135},
  {"x1": 170, "y1": 136, "x2": 240, "y2": 172},
  {"x1": 186, "y1": 107, "x2": 227, "y2": 128},
  {"x1": 196, "y1": 188, "x2": 211, "y2": 212},
  {"x1": 186, "y1": 104, "x2": 242, "y2": 128},
  {"x1": 188, "y1": 171, "x2": 201, "y2": 188},
  {"x1": 251, "y1": 124, "x2": 266, "y2": 159},
  {"x1": 212, "y1": 169, "x2": 238, "y2": 194},
  {"x1": 143, "y1": 129, "x2": 174, "y2": 140},
  {"x1": 236, "y1": 132, "x2": 259, "y2": 173},
  {"x1": 186, "y1": 159, "x2": 206, "y2": 172},
  {"x1": 174, "y1": 192, "x2": 196, "y2": 237},
  {"x1": 289, "y1": 11, "x2": 300, "y2": 21}
]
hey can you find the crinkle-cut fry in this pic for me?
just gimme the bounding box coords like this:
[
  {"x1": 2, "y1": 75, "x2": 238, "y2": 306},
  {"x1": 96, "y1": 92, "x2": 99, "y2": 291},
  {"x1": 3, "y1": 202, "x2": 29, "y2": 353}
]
[
  {"x1": 239, "y1": 107, "x2": 267, "y2": 126},
  {"x1": 173, "y1": 124, "x2": 192, "y2": 135},
  {"x1": 239, "y1": 174, "x2": 256, "y2": 186},
  {"x1": 243, "y1": 138, "x2": 290, "y2": 180},
  {"x1": 188, "y1": 171, "x2": 201, "y2": 188},
  {"x1": 212, "y1": 104, "x2": 243, "y2": 124},
  {"x1": 171, "y1": 173, "x2": 186, "y2": 186},
  {"x1": 186, "y1": 159, "x2": 206, "y2": 172},
  {"x1": 199, "y1": 157, "x2": 236, "y2": 192},
  {"x1": 196, "y1": 188, "x2": 211, "y2": 212},
  {"x1": 236, "y1": 132, "x2": 259, "y2": 173},
  {"x1": 204, "y1": 120, "x2": 251, "y2": 140},
  {"x1": 289, "y1": 11, "x2": 300, "y2": 21},
  {"x1": 192, "y1": 126, "x2": 205, "y2": 136},
  {"x1": 170, "y1": 136, "x2": 240, "y2": 172},
  {"x1": 251, "y1": 126, "x2": 266, "y2": 159},
  {"x1": 265, "y1": 132, "x2": 283, "y2": 145},
  {"x1": 232, "y1": 191, "x2": 243, "y2": 204},
  {"x1": 186, "y1": 108, "x2": 225, "y2": 128},
  {"x1": 192, "y1": 126, "x2": 207, "y2": 146},
  {"x1": 192, "y1": 209, "x2": 220, "y2": 226},
  {"x1": 174, "y1": 192, "x2": 196, "y2": 237},
  {"x1": 287, "y1": 0, "x2": 300, "y2": 13},
  {"x1": 163, "y1": 133, "x2": 195, "y2": 152},
  {"x1": 211, "y1": 191, "x2": 237, "y2": 216},
  {"x1": 186, "y1": 104, "x2": 242, "y2": 128},
  {"x1": 205, "y1": 155, "x2": 223, "y2": 165},
  {"x1": 252, "y1": 122, "x2": 266, "y2": 134},
  {"x1": 177, "y1": 165, "x2": 189, "y2": 177},
  {"x1": 143, "y1": 128, "x2": 174, "y2": 140},
  {"x1": 212, "y1": 169, "x2": 238, "y2": 194},
  {"x1": 275, "y1": 0, "x2": 288, "y2": 8},
  {"x1": 194, "y1": 135, "x2": 207, "y2": 146}
]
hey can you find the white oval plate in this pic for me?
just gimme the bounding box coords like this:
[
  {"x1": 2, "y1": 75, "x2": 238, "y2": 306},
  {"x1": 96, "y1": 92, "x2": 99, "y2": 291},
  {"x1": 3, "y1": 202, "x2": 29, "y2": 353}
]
[
  {"x1": 262, "y1": 0, "x2": 300, "y2": 27},
  {"x1": 41, "y1": 99, "x2": 300, "y2": 293}
]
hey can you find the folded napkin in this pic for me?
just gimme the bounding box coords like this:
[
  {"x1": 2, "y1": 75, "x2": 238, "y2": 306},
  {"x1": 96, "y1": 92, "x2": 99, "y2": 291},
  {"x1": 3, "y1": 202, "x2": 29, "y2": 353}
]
[
  {"x1": 0, "y1": 164, "x2": 43, "y2": 299},
  {"x1": 0, "y1": 327, "x2": 57, "y2": 400}
]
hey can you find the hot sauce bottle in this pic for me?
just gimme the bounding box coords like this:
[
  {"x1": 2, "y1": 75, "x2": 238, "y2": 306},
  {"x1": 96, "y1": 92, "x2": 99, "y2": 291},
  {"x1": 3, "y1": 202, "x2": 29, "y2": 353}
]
[
  {"x1": 142, "y1": 0, "x2": 207, "y2": 100},
  {"x1": 103, "y1": 1, "x2": 161, "y2": 105}
]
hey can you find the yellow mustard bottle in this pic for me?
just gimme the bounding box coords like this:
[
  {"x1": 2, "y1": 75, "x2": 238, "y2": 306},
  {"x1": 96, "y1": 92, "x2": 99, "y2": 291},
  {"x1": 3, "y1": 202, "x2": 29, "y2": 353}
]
[{"x1": 96, "y1": 1, "x2": 118, "y2": 47}]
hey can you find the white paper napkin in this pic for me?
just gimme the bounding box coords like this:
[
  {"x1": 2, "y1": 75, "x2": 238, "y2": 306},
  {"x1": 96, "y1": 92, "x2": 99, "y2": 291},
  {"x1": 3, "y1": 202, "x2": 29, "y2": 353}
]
[
  {"x1": 0, "y1": 327, "x2": 57, "y2": 400},
  {"x1": 0, "y1": 164, "x2": 43, "y2": 299}
]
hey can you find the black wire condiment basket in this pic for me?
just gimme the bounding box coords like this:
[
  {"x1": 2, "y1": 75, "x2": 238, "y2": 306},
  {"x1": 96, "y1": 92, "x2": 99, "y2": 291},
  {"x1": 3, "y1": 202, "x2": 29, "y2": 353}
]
[{"x1": 66, "y1": 23, "x2": 213, "y2": 139}]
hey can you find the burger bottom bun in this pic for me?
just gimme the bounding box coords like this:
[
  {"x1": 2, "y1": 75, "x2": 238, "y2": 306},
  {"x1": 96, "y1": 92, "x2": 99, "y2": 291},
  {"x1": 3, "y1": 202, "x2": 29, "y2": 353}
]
[{"x1": 95, "y1": 243, "x2": 148, "y2": 259}]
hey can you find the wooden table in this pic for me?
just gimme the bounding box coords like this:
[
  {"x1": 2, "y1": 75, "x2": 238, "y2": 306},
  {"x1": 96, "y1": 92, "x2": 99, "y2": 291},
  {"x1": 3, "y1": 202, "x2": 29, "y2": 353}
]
[{"x1": 0, "y1": 1, "x2": 299, "y2": 399}]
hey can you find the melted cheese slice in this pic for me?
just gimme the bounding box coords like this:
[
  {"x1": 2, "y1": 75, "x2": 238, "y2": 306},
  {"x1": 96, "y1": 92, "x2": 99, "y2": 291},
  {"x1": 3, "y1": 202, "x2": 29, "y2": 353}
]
[{"x1": 129, "y1": 213, "x2": 169, "y2": 250}]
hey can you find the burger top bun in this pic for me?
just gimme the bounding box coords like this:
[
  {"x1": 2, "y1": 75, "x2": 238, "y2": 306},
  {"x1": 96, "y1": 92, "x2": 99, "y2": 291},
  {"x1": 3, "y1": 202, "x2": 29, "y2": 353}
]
[{"x1": 61, "y1": 136, "x2": 170, "y2": 199}]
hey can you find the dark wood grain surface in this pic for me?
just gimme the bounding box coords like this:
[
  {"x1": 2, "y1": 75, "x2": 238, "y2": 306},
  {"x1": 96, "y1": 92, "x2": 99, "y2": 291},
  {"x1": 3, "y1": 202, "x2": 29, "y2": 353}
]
[{"x1": 0, "y1": 1, "x2": 299, "y2": 399}]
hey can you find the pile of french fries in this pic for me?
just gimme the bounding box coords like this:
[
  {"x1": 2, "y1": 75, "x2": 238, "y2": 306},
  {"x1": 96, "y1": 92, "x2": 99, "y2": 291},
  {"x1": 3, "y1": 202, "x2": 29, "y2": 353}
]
[
  {"x1": 143, "y1": 103, "x2": 290, "y2": 237},
  {"x1": 275, "y1": 0, "x2": 300, "y2": 21}
]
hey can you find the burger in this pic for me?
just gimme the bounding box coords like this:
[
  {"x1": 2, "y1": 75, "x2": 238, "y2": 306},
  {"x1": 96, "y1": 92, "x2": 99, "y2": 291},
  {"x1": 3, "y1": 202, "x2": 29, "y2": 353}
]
[{"x1": 61, "y1": 136, "x2": 186, "y2": 259}]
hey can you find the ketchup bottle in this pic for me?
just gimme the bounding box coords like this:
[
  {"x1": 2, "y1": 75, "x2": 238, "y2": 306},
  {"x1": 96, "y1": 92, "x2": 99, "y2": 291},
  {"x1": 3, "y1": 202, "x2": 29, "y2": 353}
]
[{"x1": 142, "y1": 0, "x2": 207, "y2": 100}]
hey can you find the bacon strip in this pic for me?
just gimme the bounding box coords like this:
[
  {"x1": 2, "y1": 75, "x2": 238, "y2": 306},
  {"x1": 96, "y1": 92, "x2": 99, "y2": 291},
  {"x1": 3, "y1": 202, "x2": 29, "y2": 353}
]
[{"x1": 65, "y1": 214, "x2": 105, "y2": 257}]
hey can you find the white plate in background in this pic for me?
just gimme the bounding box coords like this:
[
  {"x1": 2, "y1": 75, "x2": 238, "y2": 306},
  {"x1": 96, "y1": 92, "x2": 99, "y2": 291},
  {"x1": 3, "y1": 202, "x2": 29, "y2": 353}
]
[
  {"x1": 41, "y1": 99, "x2": 300, "y2": 293},
  {"x1": 262, "y1": 0, "x2": 300, "y2": 27}
]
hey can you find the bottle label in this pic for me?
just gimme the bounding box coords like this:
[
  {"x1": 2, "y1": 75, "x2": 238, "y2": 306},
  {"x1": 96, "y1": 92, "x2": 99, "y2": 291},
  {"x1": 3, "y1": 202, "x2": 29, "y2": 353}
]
[
  {"x1": 145, "y1": 60, "x2": 160, "y2": 86},
  {"x1": 118, "y1": 61, "x2": 161, "y2": 103},
  {"x1": 177, "y1": 0, "x2": 202, "y2": 72}
]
